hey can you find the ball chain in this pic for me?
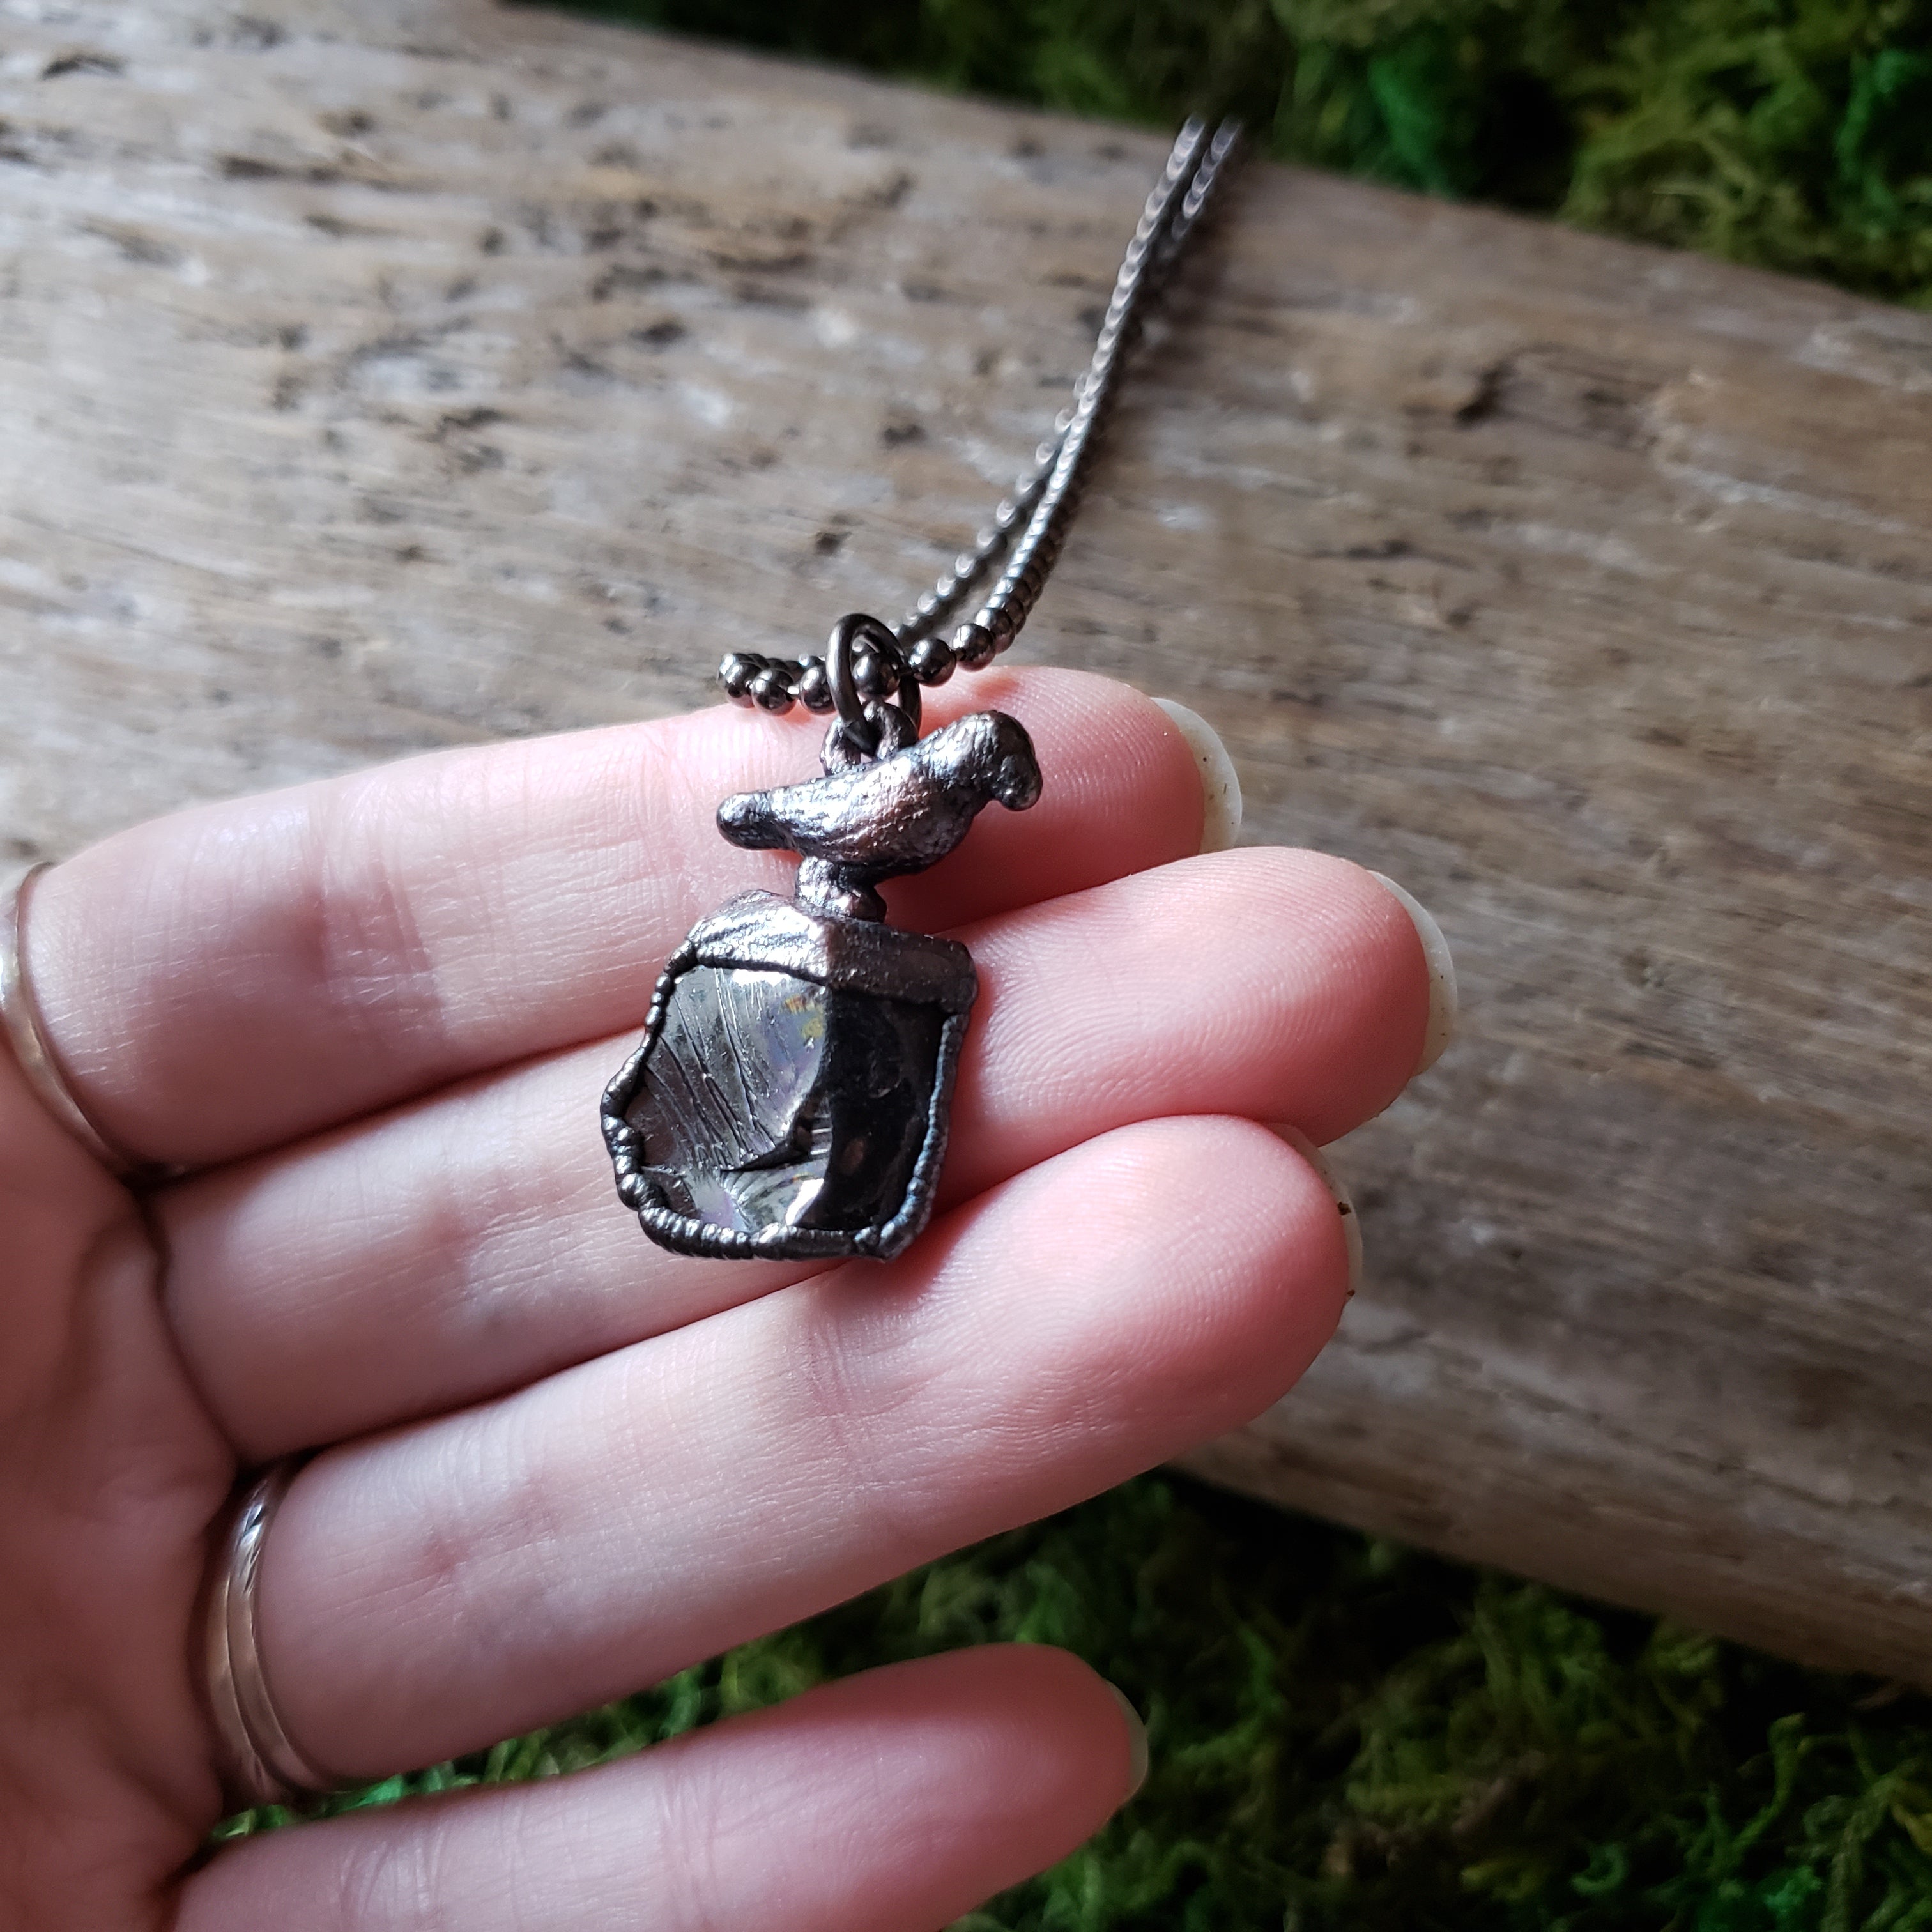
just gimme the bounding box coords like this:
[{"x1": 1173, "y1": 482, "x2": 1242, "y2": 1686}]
[{"x1": 719, "y1": 116, "x2": 1243, "y2": 728}]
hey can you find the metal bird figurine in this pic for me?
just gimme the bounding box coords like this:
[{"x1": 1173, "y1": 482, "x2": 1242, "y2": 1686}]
[{"x1": 717, "y1": 710, "x2": 1041, "y2": 919}]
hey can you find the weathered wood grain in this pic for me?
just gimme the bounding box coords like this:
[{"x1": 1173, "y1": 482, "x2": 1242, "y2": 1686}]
[{"x1": 2, "y1": 0, "x2": 1928, "y2": 1680}]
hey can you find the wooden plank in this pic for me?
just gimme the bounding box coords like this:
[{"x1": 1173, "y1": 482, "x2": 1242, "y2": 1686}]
[{"x1": 2, "y1": 0, "x2": 1929, "y2": 1680}]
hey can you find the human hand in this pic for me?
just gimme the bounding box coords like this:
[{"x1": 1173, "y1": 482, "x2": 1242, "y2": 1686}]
[{"x1": 0, "y1": 668, "x2": 1441, "y2": 1930}]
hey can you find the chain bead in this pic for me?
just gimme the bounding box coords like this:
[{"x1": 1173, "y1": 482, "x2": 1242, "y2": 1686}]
[
  {"x1": 749, "y1": 666, "x2": 795, "y2": 714},
  {"x1": 906, "y1": 634, "x2": 956, "y2": 685},
  {"x1": 852, "y1": 650, "x2": 892, "y2": 702},
  {"x1": 796, "y1": 660, "x2": 834, "y2": 713},
  {"x1": 952, "y1": 622, "x2": 997, "y2": 669},
  {"x1": 720, "y1": 652, "x2": 763, "y2": 704}
]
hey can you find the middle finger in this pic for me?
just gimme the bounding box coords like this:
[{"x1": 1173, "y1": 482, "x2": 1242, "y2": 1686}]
[{"x1": 163, "y1": 847, "x2": 1424, "y2": 1457}]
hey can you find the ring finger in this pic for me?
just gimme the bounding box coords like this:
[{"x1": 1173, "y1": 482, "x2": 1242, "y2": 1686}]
[{"x1": 253, "y1": 1112, "x2": 1349, "y2": 1782}]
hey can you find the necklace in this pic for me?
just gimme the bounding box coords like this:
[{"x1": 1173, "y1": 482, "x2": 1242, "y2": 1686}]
[{"x1": 603, "y1": 118, "x2": 1243, "y2": 1263}]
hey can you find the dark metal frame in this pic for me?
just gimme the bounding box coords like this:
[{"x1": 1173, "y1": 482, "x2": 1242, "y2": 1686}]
[{"x1": 602, "y1": 890, "x2": 976, "y2": 1262}]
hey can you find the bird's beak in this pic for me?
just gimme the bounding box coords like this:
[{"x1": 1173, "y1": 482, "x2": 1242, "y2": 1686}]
[{"x1": 997, "y1": 758, "x2": 1043, "y2": 811}]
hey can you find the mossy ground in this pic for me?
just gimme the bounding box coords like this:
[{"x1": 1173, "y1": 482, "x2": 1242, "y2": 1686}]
[
  {"x1": 233, "y1": 1480, "x2": 1932, "y2": 1929},
  {"x1": 231, "y1": 4, "x2": 1932, "y2": 1923},
  {"x1": 556, "y1": 0, "x2": 1932, "y2": 306}
]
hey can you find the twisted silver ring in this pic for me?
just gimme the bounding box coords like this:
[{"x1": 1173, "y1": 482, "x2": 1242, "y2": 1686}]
[
  {"x1": 203, "y1": 1459, "x2": 348, "y2": 1809},
  {"x1": 1, "y1": 863, "x2": 140, "y2": 1176}
]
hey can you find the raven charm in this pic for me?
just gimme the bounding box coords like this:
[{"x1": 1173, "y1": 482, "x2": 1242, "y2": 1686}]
[{"x1": 604, "y1": 687, "x2": 1041, "y2": 1262}]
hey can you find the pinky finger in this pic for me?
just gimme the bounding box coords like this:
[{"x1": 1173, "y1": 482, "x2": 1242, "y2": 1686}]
[{"x1": 175, "y1": 1645, "x2": 1144, "y2": 1932}]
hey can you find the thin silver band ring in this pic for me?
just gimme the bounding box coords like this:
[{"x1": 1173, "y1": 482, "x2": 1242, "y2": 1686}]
[
  {"x1": 203, "y1": 1459, "x2": 348, "y2": 1809},
  {"x1": 0, "y1": 862, "x2": 140, "y2": 1177}
]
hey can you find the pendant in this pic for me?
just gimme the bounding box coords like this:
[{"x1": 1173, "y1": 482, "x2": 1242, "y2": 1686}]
[{"x1": 604, "y1": 691, "x2": 1041, "y2": 1262}]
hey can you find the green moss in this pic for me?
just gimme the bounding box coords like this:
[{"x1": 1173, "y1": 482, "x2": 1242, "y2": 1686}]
[
  {"x1": 545, "y1": 0, "x2": 1932, "y2": 303},
  {"x1": 1560, "y1": 3, "x2": 1932, "y2": 301},
  {"x1": 229, "y1": 1479, "x2": 1932, "y2": 1929}
]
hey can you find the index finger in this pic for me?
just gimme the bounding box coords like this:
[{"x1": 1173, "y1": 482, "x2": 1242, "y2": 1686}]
[{"x1": 25, "y1": 670, "x2": 1208, "y2": 1169}]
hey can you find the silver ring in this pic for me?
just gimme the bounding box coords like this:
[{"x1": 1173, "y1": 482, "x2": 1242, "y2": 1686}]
[
  {"x1": 203, "y1": 1459, "x2": 348, "y2": 1809},
  {"x1": 1, "y1": 862, "x2": 141, "y2": 1177}
]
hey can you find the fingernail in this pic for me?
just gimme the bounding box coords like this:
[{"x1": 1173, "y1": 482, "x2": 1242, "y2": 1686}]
[
  {"x1": 1368, "y1": 872, "x2": 1457, "y2": 1075},
  {"x1": 1153, "y1": 698, "x2": 1242, "y2": 855},
  {"x1": 1105, "y1": 1682, "x2": 1151, "y2": 1799},
  {"x1": 1271, "y1": 1125, "x2": 1364, "y2": 1300}
]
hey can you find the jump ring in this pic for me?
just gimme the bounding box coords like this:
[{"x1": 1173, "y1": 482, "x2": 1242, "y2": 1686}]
[
  {"x1": 1, "y1": 863, "x2": 144, "y2": 1179},
  {"x1": 202, "y1": 1459, "x2": 349, "y2": 1809},
  {"x1": 818, "y1": 699, "x2": 920, "y2": 772},
  {"x1": 825, "y1": 612, "x2": 921, "y2": 756}
]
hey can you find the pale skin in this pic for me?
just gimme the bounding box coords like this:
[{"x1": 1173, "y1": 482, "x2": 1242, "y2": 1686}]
[{"x1": 0, "y1": 666, "x2": 1432, "y2": 1931}]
